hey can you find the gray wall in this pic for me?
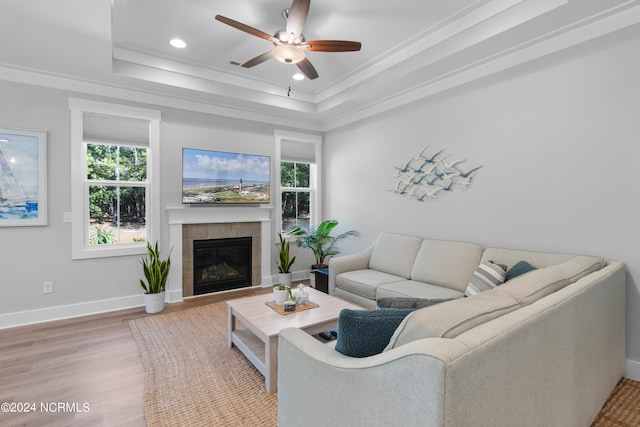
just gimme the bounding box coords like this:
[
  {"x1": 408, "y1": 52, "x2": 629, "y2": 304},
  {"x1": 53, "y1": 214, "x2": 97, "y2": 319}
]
[
  {"x1": 0, "y1": 83, "x2": 146, "y2": 315},
  {"x1": 323, "y1": 27, "x2": 640, "y2": 373},
  {"x1": 0, "y1": 81, "x2": 284, "y2": 324}
]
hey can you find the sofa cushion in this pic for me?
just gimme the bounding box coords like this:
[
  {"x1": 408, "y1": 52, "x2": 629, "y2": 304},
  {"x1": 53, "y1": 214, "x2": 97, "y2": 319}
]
[
  {"x1": 505, "y1": 260, "x2": 537, "y2": 281},
  {"x1": 498, "y1": 268, "x2": 567, "y2": 305},
  {"x1": 336, "y1": 270, "x2": 406, "y2": 300},
  {"x1": 376, "y1": 281, "x2": 465, "y2": 301},
  {"x1": 499, "y1": 255, "x2": 605, "y2": 306},
  {"x1": 410, "y1": 240, "x2": 483, "y2": 292},
  {"x1": 464, "y1": 261, "x2": 507, "y2": 297},
  {"x1": 369, "y1": 233, "x2": 423, "y2": 279},
  {"x1": 376, "y1": 297, "x2": 455, "y2": 309},
  {"x1": 481, "y1": 247, "x2": 575, "y2": 270},
  {"x1": 385, "y1": 289, "x2": 519, "y2": 350},
  {"x1": 549, "y1": 255, "x2": 606, "y2": 282},
  {"x1": 334, "y1": 308, "x2": 415, "y2": 358}
]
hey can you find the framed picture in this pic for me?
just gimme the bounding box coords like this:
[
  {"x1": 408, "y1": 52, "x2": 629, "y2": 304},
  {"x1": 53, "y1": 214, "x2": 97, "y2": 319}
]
[{"x1": 0, "y1": 127, "x2": 47, "y2": 226}]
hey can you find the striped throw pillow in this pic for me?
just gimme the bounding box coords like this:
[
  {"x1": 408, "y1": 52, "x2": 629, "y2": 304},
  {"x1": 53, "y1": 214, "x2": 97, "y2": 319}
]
[{"x1": 465, "y1": 261, "x2": 507, "y2": 297}]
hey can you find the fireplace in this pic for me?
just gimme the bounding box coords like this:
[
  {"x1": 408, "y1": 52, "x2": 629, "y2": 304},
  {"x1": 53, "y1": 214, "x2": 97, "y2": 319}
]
[
  {"x1": 167, "y1": 207, "x2": 270, "y2": 301},
  {"x1": 193, "y1": 237, "x2": 252, "y2": 295}
]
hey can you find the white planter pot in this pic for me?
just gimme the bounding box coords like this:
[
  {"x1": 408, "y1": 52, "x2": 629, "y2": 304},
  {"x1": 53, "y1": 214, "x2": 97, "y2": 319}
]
[
  {"x1": 273, "y1": 288, "x2": 290, "y2": 305},
  {"x1": 144, "y1": 292, "x2": 166, "y2": 314},
  {"x1": 278, "y1": 272, "x2": 292, "y2": 287}
]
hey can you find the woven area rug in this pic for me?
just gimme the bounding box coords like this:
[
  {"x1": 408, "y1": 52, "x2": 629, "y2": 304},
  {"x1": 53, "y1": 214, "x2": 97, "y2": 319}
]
[
  {"x1": 592, "y1": 377, "x2": 640, "y2": 426},
  {"x1": 129, "y1": 302, "x2": 277, "y2": 426},
  {"x1": 130, "y1": 301, "x2": 639, "y2": 426}
]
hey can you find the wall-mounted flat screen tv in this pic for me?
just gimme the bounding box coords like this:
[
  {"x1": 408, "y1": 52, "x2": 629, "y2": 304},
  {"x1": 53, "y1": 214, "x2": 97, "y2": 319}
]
[{"x1": 182, "y1": 148, "x2": 271, "y2": 204}]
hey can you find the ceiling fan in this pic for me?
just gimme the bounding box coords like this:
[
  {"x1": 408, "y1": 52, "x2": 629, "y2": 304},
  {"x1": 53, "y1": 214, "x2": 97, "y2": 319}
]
[{"x1": 215, "y1": 0, "x2": 361, "y2": 80}]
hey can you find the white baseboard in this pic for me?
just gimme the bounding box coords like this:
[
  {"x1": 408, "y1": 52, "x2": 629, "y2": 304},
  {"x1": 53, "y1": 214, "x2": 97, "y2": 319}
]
[
  {"x1": 166, "y1": 289, "x2": 183, "y2": 303},
  {"x1": 626, "y1": 358, "x2": 640, "y2": 381},
  {"x1": 0, "y1": 294, "x2": 146, "y2": 329}
]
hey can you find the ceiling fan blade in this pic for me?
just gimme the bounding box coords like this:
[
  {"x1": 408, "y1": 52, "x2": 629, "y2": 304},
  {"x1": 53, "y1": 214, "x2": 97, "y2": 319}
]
[
  {"x1": 242, "y1": 51, "x2": 274, "y2": 68},
  {"x1": 285, "y1": 0, "x2": 310, "y2": 37},
  {"x1": 296, "y1": 57, "x2": 319, "y2": 80},
  {"x1": 215, "y1": 15, "x2": 278, "y2": 43},
  {"x1": 304, "y1": 40, "x2": 362, "y2": 52}
]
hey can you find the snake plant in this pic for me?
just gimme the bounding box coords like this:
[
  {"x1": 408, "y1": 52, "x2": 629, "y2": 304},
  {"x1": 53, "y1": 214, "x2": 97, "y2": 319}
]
[{"x1": 139, "y1": 241, "x2": 171, "y2": 294}]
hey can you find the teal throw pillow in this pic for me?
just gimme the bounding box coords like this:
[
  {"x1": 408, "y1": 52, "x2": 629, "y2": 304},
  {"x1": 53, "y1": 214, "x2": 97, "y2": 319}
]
[
  {"x1": 334, "y1": 308, "x2": 414, "y2": 358},
  {"x1": 506, "y1": 260, "x2": 537, "y2": 281}
]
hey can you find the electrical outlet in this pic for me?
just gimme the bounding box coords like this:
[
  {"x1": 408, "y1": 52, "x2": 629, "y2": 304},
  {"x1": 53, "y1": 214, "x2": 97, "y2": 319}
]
[{"x1": 43, "y1": 282, "x2": 54, "y2": 294}]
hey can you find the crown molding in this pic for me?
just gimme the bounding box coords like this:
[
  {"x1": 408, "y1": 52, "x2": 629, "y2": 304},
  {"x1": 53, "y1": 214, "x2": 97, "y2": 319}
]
[
  {"x1": 323, "y1": 1, "x2": 640, "y2": 131},
  {"x1": 315, "y1": 0, "x2": 569, "y2": 119},
  {"x1": 1, "y1": 1, "x2": 638, "y2": 133},
  {"x1": 112, "y1": 46, "x2": 318, "y2": 105},
  {"x1": 0, "y1": 63, "x2": 324, "y2": 132}
]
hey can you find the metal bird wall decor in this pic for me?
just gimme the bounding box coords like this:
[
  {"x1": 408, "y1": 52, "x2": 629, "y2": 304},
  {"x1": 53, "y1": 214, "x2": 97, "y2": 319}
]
[{"x1": 390, "y1": 146, "x2": 483, "y2": 201}]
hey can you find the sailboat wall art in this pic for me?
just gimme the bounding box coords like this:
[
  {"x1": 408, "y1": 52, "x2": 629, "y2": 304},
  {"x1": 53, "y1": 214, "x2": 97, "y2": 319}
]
[{"x1": 0, "y1": 127, "x2": 47, "y2": 226}]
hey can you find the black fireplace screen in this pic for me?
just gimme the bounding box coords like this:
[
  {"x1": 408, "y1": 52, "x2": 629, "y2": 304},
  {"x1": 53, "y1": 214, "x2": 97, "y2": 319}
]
[{"x1": 193, "y1": 237, "x2": 252, "y2": 295}]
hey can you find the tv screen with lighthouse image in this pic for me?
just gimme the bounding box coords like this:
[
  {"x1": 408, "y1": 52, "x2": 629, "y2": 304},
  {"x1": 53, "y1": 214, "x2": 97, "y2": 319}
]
[{"x1": 182, "y1": 148, "x2": 271, "y2": 204}]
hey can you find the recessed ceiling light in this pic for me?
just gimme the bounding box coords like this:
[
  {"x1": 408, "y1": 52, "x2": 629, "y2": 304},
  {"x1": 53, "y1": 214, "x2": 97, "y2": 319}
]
[
  {"x1": 292, "y1": 73, "x2": 305, "y2": 81},
  {"x1": 170, "y1": 38, "x2": 187, "y2": 49}
]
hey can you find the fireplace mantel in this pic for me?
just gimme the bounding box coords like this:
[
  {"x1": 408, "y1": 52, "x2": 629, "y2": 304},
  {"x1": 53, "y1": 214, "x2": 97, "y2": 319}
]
[
  {"x1": 166, "y1": 206, "x2": 272, "y2": 224},
  {"x1": 165, "y1": 206, "x2": 273, "y2": 302}
]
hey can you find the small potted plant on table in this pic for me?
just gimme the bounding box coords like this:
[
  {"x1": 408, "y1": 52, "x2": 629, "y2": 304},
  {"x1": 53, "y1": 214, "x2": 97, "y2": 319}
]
[
  {"x1": 273, "y1": 283, "x2": 292, "y2": 305},
  {"x1": 139, "y1": 241, "x2": 171, "y2": 314}
]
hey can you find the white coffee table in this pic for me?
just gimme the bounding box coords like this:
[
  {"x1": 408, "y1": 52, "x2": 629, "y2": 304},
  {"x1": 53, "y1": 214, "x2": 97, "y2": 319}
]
[{"x1": 227, "y1": 287, "x2": 359, "y2": 393}]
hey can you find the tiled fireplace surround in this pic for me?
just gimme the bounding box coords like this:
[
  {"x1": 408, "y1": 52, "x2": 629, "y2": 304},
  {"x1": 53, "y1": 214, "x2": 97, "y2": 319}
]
[{"x1": 165, "y1": 207, "x2": 272, "y2": 302}]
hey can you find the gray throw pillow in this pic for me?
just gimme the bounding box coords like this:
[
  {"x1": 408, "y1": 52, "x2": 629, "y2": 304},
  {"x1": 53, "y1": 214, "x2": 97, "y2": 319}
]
[{"x1": 464, "y1": 261, "x2": 507, "y2": 297}]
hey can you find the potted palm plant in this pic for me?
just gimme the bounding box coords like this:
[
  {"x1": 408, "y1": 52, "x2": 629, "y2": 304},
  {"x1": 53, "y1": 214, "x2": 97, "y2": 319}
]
[
  {"x1": 139, "y1": 241, "x2": 171, "y2": 314},
  {"x1": 276, "y1": 232, "x2": 296, "y2": 287},
  {"x1": 287, "y1": 219, "x2": 359, "y2": 269}
]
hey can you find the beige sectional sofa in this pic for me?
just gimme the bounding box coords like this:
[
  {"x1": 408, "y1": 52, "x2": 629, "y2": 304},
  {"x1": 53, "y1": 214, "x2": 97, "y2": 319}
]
[{"x1": 277, "y1": 233, "x2": 627, "y2": 427}]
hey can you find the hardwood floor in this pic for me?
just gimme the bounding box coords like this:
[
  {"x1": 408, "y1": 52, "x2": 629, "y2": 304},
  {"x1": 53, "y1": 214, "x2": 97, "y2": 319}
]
[{"x1": 0, "y1": 287, "x2": 271, "y2": 427}]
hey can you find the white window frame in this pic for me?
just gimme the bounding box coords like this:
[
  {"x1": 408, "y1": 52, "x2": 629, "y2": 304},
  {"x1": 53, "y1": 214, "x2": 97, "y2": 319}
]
[
  {"x1": 69, "y1": 98, "x2": 161, "y2": 259},
  {"x1": 274, "y1": 130, "x2": 322, "y2": 236}
]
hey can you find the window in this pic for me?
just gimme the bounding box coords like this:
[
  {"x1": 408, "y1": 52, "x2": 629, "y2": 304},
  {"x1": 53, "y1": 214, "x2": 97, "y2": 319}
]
[
  {"x1": 274, "y1": 130, "x2": 321, "y2": 234},
  {"x1": 281, "y1": 161, "x2": 310, "y2": 231},
  {"x1": 86, "y1": 143, "x2": 148, "y2": 245},
  {"x1": 69, "y1": 99, "x2": 161, "y2": 259}
]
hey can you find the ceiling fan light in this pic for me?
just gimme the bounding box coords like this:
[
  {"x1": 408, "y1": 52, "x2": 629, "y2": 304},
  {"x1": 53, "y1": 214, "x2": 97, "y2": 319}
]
[
  {"x1": 272, "y1": 45, "x2": 305, "y2": 64},
  {"x1": 275, "y1": 30, "x2": 289, "y2": 43},
  {"x1": 292, "y1": 73, "x2": 305, "y2": 81},
  {"x1": 274, "y1": 29, "x2": 305, "y2": 44}
]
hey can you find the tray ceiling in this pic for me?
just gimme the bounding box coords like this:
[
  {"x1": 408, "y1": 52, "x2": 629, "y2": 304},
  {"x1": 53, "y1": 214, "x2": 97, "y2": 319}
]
[{"x1": 0, "y1": 0, "x2": 639, "y2": 130}]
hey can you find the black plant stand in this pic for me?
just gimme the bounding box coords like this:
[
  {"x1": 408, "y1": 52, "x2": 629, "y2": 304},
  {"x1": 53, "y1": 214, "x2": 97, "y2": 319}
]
[{"x1": 313, "y1": 268, "x2": 329, "y2": 294}]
